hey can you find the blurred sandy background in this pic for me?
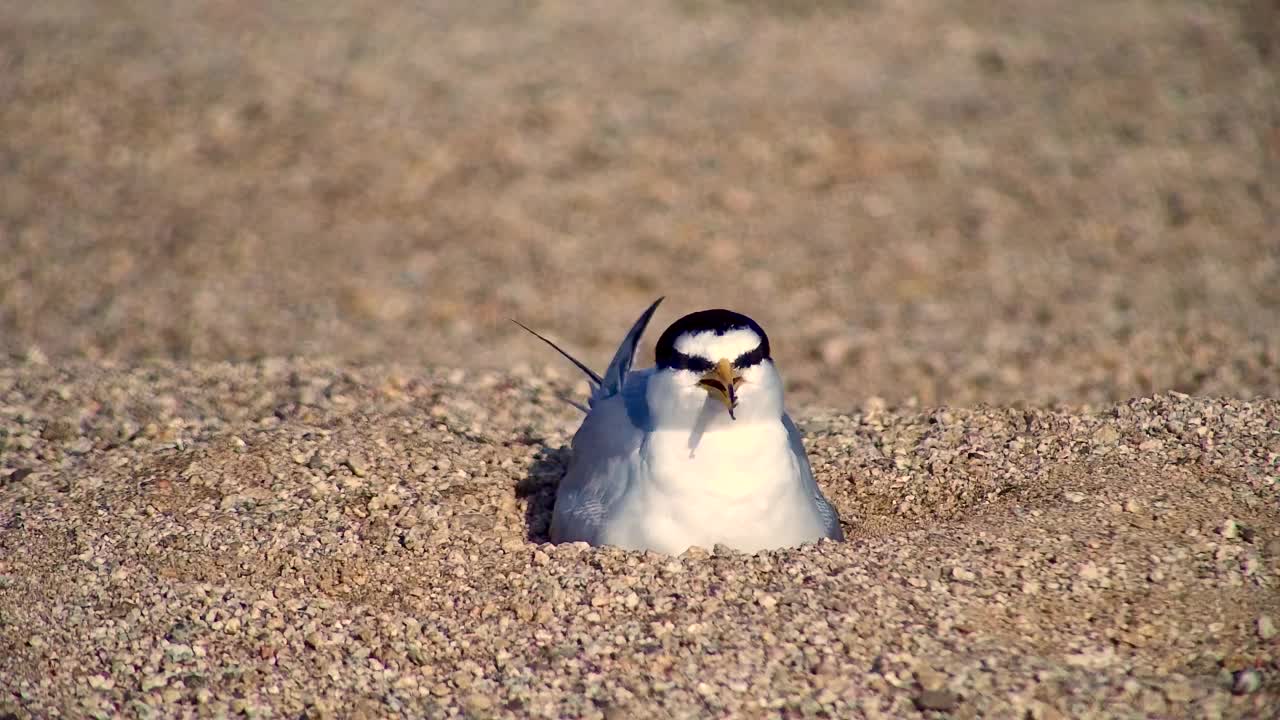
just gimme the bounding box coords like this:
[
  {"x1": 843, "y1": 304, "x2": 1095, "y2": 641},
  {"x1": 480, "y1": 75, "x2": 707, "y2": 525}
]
[{"x1": 2, "y1": 0, "x2": 1277, "y2": 407}]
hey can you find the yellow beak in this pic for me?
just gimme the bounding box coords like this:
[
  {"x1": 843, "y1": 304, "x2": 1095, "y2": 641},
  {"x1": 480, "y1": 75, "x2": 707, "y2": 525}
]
[{"x1": 698, "y1": 358, "x2": 743, "y2": 419}]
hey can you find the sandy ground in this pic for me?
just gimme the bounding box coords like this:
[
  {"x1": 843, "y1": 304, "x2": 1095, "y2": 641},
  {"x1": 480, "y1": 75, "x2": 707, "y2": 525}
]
[{"x1": 1, "y1": 0, "x2": 1278, "y2": 717}]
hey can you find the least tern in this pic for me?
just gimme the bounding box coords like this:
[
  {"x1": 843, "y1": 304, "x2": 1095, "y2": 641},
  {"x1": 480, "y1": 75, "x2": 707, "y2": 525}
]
[{"x1": 517, "y1": 298, "x2": 844, "y2": 554}]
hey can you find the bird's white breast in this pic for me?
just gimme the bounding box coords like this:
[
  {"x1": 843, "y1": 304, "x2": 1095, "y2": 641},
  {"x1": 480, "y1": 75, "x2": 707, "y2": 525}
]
[{"x1": 643, "y1": 421, "x2": 793, "y2": 500}]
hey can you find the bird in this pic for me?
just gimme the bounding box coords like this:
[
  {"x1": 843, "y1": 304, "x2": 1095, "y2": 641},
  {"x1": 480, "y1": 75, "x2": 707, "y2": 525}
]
[{"x1": 514, "y1": 297, "x2": 844, "y2": 554}]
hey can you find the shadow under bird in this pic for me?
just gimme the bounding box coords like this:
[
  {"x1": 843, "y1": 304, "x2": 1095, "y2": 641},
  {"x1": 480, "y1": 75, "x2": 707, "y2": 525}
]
[{"x1": 516, "y1": 297, "x2": 844, "y2": 554}]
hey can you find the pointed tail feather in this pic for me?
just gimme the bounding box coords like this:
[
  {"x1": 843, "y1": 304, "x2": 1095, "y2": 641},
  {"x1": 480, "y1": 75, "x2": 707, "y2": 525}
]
[
  {"x1": 598, "y1": 296, "x2": 664, "y2": 401},
  {"x1": 555, "y1": 393, "x2": 590, "y2": 414},
  {"x1": 510, "y1": 319, "x2": 603, "y2": 387}
]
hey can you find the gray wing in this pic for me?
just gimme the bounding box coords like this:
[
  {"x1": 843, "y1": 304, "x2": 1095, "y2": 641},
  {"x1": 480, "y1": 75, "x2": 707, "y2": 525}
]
[
  {"x1": 550, "y1": 372, "x2": 651, "y2": 543},
  {"x1": 595, "y1": 297, "x2": 663, "y2": 405},
  {"x1": 783, "y1": 413, "x2": 845, "y2": 541}
]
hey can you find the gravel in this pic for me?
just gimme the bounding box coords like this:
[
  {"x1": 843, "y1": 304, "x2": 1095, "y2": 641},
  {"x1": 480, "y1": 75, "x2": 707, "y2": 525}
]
[
  {"x1": 1, "y1": 0, "x2": 1278, "y2": 716},
  {"x1": 1, "y1": 361, "x2": 1277, "y2": 717}
]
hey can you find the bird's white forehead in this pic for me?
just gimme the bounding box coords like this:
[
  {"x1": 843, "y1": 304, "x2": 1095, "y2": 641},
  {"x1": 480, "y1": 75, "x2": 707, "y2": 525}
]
[{"x1": 673, "y1": 328, "x2": 761, "y2": 361}]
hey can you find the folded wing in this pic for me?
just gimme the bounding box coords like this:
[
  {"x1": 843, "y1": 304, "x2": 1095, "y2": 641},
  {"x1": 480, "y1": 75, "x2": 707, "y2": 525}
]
[{"x1": 783, "y1": 413, "x2": 845, "y2": 541}]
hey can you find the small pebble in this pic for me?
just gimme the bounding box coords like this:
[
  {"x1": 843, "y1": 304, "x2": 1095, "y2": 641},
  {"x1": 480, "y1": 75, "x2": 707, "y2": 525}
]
[
  {"x1": 915, "y1": 668, "x2": 947, "y2": 692},
  {"x1": 1258, "y1": 615, "x2": 1276, "y2": 641},
  {"x1": 1232, "y1": 670, "x2": 1261, "y2": 695},
  {"x1": 87, "y1": 675, "x2": 114, "y2": 690},
  {"x1": 915, "y1": 689, "x2": 959, "y2": 712},
  {"x1": 1220, "y1": 519, "x2": 1240, "y2": 540},
  {"x1": 345, "y1": 455, "x2": 369, "y2": 477}
]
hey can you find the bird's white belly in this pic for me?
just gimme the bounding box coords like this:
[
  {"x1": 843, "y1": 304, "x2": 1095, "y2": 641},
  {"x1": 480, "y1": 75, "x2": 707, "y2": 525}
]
[{"x1": 602, "y1": 422, "x2": 820, "y2": 554}]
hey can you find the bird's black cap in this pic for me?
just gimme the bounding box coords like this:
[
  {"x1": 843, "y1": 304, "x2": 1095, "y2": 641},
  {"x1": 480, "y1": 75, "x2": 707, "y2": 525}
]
[{"x1": 654, "y1": 309, "x2": 771, "y2": 372}]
